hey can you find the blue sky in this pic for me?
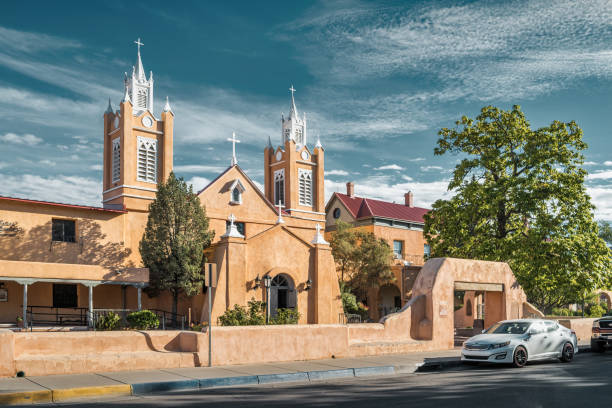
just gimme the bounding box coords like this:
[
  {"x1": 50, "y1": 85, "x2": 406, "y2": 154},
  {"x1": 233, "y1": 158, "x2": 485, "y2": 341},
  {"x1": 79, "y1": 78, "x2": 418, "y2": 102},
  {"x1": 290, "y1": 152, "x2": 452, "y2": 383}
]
[{"x1": 1, "y1": 0, "x2": 612, "y2": 220}]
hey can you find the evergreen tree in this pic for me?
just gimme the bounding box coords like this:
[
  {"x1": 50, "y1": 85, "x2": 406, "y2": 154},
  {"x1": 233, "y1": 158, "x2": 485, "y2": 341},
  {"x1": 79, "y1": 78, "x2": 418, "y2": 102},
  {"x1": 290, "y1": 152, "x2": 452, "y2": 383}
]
[{"x1": 139, "y1": 172, "x2": 214, "y2": 320}]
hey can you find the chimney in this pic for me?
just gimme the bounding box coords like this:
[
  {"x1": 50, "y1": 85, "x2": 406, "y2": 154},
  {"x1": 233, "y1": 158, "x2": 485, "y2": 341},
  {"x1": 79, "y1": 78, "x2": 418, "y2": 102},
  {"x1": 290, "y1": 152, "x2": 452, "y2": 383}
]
[
  {"x1": 404, "y1": 191, "x2": 414, "y2": 207},
  {"x1": 346, "y1": 182, "x2": 355, "y2": 198}
]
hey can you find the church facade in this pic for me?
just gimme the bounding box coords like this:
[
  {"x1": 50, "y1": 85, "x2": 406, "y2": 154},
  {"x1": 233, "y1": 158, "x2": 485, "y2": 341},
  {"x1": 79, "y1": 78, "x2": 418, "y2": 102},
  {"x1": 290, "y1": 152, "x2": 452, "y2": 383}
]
[{"x1": 0, "y1": 41, "x2": 342, "y2": 327}]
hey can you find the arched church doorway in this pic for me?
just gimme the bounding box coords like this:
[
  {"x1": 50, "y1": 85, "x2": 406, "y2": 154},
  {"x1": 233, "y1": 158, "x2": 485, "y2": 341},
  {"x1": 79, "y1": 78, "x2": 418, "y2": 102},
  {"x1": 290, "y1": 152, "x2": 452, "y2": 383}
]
[
  {"x1": 270, "y1": 274, "x2": 296, "y2": 317},
  {"x1": 378, "y1": 284, "x2": 401, "y2": 318}
]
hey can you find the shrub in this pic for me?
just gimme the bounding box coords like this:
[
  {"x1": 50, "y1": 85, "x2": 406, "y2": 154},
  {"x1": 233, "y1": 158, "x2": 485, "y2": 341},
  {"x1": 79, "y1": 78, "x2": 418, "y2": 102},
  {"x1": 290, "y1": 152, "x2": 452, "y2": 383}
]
[
  {"x1": 126, "y1": 310, "x2": 159, "y2": 330},
  {"x1": 190, "y1": 322, "x2": 208, "y2": 332},
  {"x1": 269, "y1": 308, "x2": 300, "y2": 325},
  {"x1": 341, "y1": 286, "x2": 369, "y2": 321},
  {"x1": 96, "y1": 311, "x2": 121, "y2": 330},
  {"x1": 219, "y1": 298, "x2": 265, "y2": 326},
  {"x1": 550, "y1": 307, "x2": 571, "y2": 317},
  {"x1": 588, "y1": 304, "x2": 606, "y2": 318}
]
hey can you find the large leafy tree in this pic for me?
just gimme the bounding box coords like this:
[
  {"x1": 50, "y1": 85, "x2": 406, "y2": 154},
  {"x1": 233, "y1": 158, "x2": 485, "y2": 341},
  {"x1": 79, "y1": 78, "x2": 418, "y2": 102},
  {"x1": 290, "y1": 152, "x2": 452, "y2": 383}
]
[
  {"x1": 329, "y1": 221, "x2": 394, "y2": 301},
  {"x1": 424, "y1": 105, "x2": 611, "y2": 313},
  {"x1": 140, "y1": 172, "x2": 214, "y2": 319}
]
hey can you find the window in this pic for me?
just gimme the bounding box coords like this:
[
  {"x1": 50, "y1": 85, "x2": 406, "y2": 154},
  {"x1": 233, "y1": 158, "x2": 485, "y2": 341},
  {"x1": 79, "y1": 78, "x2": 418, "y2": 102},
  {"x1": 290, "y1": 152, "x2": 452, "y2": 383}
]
[
  {"x1": 226, "y1": 220, "x2": 245, "y2": 236},
  {"x1": 274, "y1": 169, "x2": 285, "y2": 206},
  {"x1": 52, "y1": 219, "x2": 76, "y2": 243},
  {"x1": 229, "y1": 179, "x2": 245, "y2": 205},
  {"x1": 424, "y1": 244, "x2": 431, "y2": 258},
  {"x1": 284, "y1": 128, "x2": 290, "y2": 141},
  {"x1": 112, "y1": 138, "x2": 120, "y2": 183},
  {"x1": 295, "y1": 127, "x2": 303, "y2": 144},
  {"x1": 137, "y1": 136, "x2": 157, "y2": 183},
  {"x1": 333, "y1": 208, "x2": 341, "y2": 219},
  {"x1": 136, "y1": 88, "x2": 148, "y2": 110},
  {"x1": 393, "y1": 240, "x2": 403, "y2": 259},
  {"x1": 53, "y1": 284, "x2": 78, "y2": 308},
  {"x1": 298, "y1": 168, "x2": 312, "y2": 206}
]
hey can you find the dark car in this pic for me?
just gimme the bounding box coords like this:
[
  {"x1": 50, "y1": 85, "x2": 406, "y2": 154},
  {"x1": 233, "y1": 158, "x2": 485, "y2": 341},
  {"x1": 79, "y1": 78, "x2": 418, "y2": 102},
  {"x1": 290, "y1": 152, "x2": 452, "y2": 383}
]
[{"x1": 591, "y1": 315, "x2": 612, "y2": 352}]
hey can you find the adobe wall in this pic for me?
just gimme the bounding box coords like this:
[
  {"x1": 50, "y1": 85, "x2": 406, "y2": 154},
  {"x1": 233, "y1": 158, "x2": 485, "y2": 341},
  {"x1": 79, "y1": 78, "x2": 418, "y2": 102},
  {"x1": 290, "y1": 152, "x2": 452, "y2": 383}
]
[{"x1": 411, "y1": 258, "x2": 529, "y2": 349}]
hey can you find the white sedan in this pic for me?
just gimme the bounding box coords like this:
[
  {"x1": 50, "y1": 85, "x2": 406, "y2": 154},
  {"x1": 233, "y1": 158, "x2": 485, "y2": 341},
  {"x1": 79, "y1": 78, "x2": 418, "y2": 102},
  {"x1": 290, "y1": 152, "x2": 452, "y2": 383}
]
[{"x1": 461, "y1": 319, "x2": 578, "y2": 368}]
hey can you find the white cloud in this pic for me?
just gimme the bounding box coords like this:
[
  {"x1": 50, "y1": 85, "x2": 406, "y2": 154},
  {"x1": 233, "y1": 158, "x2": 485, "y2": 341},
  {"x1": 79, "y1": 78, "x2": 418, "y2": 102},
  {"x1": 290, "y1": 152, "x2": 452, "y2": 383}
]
[
  {"x1": 588, "y1": 171, "x2": 612, "y2": 180},
  {"x1": 187, "y1": 176, "x2": 212, "y2": 193},
  {"x1": 375, "y1": 164, "x2": 404, "y2": 171},
  {"x1": 325, "y1": 169, "x2": 350, "y2": 176},
  {"x1": 89, "y1": 164, "x2": 103, "y2": 171},
  {"x1": 588, "y1": 186, "x2": 612, "y2": 221},
  {"x1": 584, "y1": 161, "x2": 598, "y2": 166},
  {"x1": 325, "y1": 176, "x2": 451, "y2": 208},
  {"x1": 0, "y1": 173, "x2": 101, "y2": 206},
  {"x1": 40, "y1": 160, "x2": 56, "y2": 167},
  {"x1": 401, "y1": 175, "x2": 413, "y2": 181},
  {"x1": 420, "y1": 165, "x2": 443, "y2": 172},
  {"x1": 0, "y1": 132, "x2": 42, "y2": 146},
  {"x1": 408, "y1": 157, "x2": 426, "y2": 162},
  {"x1": 603, "y1": 161, "x2": 612, "y2": 166},
  {"x1": 174, "y1": 164, "x2": 227, "y2": 174}
]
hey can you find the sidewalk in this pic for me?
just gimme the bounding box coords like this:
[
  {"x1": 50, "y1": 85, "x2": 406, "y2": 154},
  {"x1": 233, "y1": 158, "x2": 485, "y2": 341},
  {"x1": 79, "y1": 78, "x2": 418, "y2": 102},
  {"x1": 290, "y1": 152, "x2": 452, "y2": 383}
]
[{"x1": 0, "y1": 350, "x2": 461, "y2": 405}]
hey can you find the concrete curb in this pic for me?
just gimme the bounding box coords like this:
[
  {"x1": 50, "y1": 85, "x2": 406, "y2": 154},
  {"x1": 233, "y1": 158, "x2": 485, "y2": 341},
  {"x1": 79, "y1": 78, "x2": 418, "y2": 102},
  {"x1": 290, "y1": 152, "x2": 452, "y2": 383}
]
[
  {"x1": 0, "y1": 365, "x2": 398, "y2": 405},
  {"x1": 52, "y1": 384, "x2": 132, "y2": 402},
  {"x1": 131, "y1": 379, "x2": 199, "y2": 394},
  {"x1": 0, "y1": 390, "x2": 52, "y2": 405}
]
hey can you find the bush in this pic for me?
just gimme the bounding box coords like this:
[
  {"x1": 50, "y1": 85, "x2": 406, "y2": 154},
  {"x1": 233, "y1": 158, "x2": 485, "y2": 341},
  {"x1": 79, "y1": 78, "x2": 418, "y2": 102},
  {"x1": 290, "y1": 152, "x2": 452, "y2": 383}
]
[
  {"x1": 550, "y1": 307, "x2": 572, "y2": 317},
  {"x1": 190, "y1": 322, "x2": 207, "y2": 332},
  {"x1": 96, "y1": 311, "x2": 121, "y2": 330},
  {"x1": 126, "y1": 310, "x2": 159, "y2": 330},
  {"x1": 219, "y1": 298, "x2": 266, "y2": 326},
  {"x1": 269, "y1": 308, "x2": 300, "y2": 325},
  {"x1": 588, "y1": 304, "x2": 606, "y2": 318},
  {"x1": 340, "y1": 287, "x2": 369, "y2": 321}
]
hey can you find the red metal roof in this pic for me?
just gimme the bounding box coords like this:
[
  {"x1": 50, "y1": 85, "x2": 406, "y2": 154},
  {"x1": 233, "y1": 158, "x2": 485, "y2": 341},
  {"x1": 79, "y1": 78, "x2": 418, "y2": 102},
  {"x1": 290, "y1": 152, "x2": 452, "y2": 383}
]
[
  {"x1": 334, "y1": 193, "x2": 429, "y2": 223},
  {"x1": 0, "y1": 196, "x2": 127, "y2": 213}
]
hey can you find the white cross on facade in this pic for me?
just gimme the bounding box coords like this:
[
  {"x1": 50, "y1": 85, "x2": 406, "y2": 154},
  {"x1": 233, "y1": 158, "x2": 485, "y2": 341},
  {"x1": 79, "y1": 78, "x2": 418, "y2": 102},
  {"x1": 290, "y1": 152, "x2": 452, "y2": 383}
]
[
  {"x1": 134, "y1": 38, "x2": 144, "y2": 53},
  {"x1": 227, "y1": 132, "x2": 241, "y2": 166},
  {"x1": 315, "y1": 224, "x2": 322, "y2": 235},
  {"x1": 276, "y1": 201, "x2": 284, "y2": 224},
  {"x1": 228, "y1": 213, "x2": 236, "y2": 226}
]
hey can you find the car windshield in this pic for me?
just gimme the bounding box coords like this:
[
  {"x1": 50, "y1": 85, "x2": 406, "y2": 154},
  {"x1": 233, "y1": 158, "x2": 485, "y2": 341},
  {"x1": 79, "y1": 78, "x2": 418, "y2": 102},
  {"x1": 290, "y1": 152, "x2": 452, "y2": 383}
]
[{"x1": 486, "y1": 322, "x2": 531, "y2": 335}]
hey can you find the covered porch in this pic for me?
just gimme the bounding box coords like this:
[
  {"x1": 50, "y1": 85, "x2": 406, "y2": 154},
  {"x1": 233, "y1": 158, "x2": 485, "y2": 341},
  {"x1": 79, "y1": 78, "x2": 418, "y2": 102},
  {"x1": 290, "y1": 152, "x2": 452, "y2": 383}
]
[{"x1": 0, "y1": 259, "x2": 148, "y2": 329}]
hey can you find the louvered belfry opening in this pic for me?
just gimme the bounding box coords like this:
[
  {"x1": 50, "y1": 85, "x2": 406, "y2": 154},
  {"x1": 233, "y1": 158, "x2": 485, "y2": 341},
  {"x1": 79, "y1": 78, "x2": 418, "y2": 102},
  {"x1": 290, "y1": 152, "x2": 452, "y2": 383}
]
[{"x1": 137, "y1": 136, "x2": 157, "y2": 183}]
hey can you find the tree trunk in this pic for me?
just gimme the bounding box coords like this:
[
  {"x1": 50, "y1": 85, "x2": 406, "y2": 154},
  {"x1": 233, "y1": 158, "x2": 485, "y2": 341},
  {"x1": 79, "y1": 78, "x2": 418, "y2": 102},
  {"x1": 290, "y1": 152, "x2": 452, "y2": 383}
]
[{"x1": 172, "y1": 291, "x2": 178, "y2": 327}]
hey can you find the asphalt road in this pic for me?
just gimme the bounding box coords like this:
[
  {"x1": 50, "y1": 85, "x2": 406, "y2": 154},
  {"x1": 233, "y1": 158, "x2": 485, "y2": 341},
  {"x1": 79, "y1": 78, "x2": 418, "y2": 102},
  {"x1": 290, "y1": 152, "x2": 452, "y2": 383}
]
[{"x1": 35, "y1": 352, "x2": 612, "y2": 408}]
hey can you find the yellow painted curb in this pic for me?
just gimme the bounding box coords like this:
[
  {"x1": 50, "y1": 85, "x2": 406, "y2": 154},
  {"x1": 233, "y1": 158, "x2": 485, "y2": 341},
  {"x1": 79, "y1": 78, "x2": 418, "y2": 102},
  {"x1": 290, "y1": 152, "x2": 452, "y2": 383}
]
[
  {"x1": 52, "y1": 384, "x2": 132, "y2": 402},
  {"x1": 0, "y1": 390, "x2": 52, "y2": 405}
]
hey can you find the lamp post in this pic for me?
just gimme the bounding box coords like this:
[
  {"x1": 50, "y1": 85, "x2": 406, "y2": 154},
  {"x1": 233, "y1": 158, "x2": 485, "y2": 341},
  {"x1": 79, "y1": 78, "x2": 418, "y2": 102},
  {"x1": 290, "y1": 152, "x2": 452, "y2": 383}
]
[{"x1": 263, "y1": 274, "x2": 272, "y2": 324}]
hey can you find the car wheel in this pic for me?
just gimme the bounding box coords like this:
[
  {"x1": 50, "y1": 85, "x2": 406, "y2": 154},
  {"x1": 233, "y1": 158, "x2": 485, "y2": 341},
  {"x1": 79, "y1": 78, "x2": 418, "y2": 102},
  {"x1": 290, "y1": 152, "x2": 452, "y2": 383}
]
[
  {"x1": 512, "y1": 346, "x2": 528, "y2": 368},
  {"x1": 560, "y1": 342, "x2": 574, "y2": 363},
  {"x1": 591, "y1": 341, "x2": 605, "y2": 353}
]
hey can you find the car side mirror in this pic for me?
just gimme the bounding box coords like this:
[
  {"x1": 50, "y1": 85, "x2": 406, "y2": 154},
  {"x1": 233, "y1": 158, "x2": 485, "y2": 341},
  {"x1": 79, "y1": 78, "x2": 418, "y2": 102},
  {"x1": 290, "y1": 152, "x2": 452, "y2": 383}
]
[{"x1": 481, "y1": 329, "x2": 486, "y2": 334}]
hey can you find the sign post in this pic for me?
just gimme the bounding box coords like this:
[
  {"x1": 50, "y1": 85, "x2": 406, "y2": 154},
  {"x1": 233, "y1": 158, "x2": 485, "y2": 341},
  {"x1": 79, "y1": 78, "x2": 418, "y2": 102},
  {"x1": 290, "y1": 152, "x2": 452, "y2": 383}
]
[{"x1": 204, "y1": 263, "x2": 216, "y2": 367}]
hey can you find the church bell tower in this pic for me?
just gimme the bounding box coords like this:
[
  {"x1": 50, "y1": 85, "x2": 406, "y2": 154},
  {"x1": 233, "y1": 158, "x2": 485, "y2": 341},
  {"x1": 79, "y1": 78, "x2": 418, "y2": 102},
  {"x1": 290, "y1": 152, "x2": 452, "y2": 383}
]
[
  {"x1": 102, "y1": 38, "x2": 174, "y2": 212},
  {"x1": 264, "y1": 86, "x2": 325, "y2": 219}
]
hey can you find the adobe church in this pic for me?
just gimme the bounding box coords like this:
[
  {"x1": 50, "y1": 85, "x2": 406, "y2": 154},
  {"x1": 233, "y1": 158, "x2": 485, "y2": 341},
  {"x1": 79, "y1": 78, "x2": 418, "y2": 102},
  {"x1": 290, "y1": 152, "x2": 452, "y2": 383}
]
[{"x1": 0, "y1": 40, "x2": 342, "y2": 327}]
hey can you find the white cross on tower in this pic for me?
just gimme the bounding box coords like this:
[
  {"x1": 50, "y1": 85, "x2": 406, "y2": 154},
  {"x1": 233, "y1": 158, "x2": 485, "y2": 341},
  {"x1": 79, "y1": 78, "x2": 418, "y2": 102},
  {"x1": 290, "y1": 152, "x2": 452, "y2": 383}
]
[
  {"x1": 227, "y1": 132, "x2": 241, "y2": 166},
  {"x1": 134, "y1": 38, "x2": 144, "y2": 54},
  {"x1": 315, "y1": 223, "x2": 322, "y2": 235},
  {"x1": 289, "y1": 85, "x2": 296, "y2": 96},
  {"x1": 276, "y1": 201, "x2": 284, "y2": 224},
  {"x1": 228, "y1": 213, "x2": 236, "y2": 226}
]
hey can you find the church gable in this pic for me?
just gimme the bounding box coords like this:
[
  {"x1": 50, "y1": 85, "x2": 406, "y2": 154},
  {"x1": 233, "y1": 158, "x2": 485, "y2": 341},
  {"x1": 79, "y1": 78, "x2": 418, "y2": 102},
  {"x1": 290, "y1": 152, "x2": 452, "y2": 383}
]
[{"x1": 197, "y1": 166, "x2": 278, "y2": 223}]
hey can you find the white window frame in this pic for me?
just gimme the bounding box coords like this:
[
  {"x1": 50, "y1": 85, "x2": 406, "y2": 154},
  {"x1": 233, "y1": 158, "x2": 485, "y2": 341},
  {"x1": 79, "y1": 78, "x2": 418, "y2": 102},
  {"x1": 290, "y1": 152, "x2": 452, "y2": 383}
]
[
  {"x1": 112, "y1": 137, "x2": 120, "y2": 183},
  {"x1": 229, "y1": 179, "x2": 246, "y2": 205},
  {"x1": 274, "y1": 169, "x2": 285, "y2": 206},
  {"x1": 298, "y1": 168, "x2": 312, "y2": 206},
  {"x1": 137, "y1": 136, "x2": 157, "y2": 183}
]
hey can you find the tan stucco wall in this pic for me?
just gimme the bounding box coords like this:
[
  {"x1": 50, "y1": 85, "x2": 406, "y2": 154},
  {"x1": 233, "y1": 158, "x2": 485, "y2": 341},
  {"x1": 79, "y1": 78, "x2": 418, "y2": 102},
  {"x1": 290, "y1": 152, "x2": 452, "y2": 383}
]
[{"x1": 411, "y1": 258, "x2": 529, "y2": 348}]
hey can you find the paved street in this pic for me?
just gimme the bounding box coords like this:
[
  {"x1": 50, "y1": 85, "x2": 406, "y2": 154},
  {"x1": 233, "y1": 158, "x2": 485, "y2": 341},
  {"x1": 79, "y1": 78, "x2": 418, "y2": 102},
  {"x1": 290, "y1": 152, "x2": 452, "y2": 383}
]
[{"x1": 27, "y1": 352, "x2": 612, "y2": 408}]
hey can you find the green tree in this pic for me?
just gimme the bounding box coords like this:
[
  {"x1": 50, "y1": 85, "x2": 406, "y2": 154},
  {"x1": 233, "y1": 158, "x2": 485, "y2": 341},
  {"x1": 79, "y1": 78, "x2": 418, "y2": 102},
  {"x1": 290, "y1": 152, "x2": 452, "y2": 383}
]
[
  {"x1": 424, "y1": 105, "x2": 611, "y2": 313},
  {"x1": 140, "y1": 172, "x2": 214, "y2": 320},
  {"x1": 329, "y1": 221, "x2": 358, "y2": 281},
  {"x1": 350, "y1": 232, "x2": 395, "y2": 301}
]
